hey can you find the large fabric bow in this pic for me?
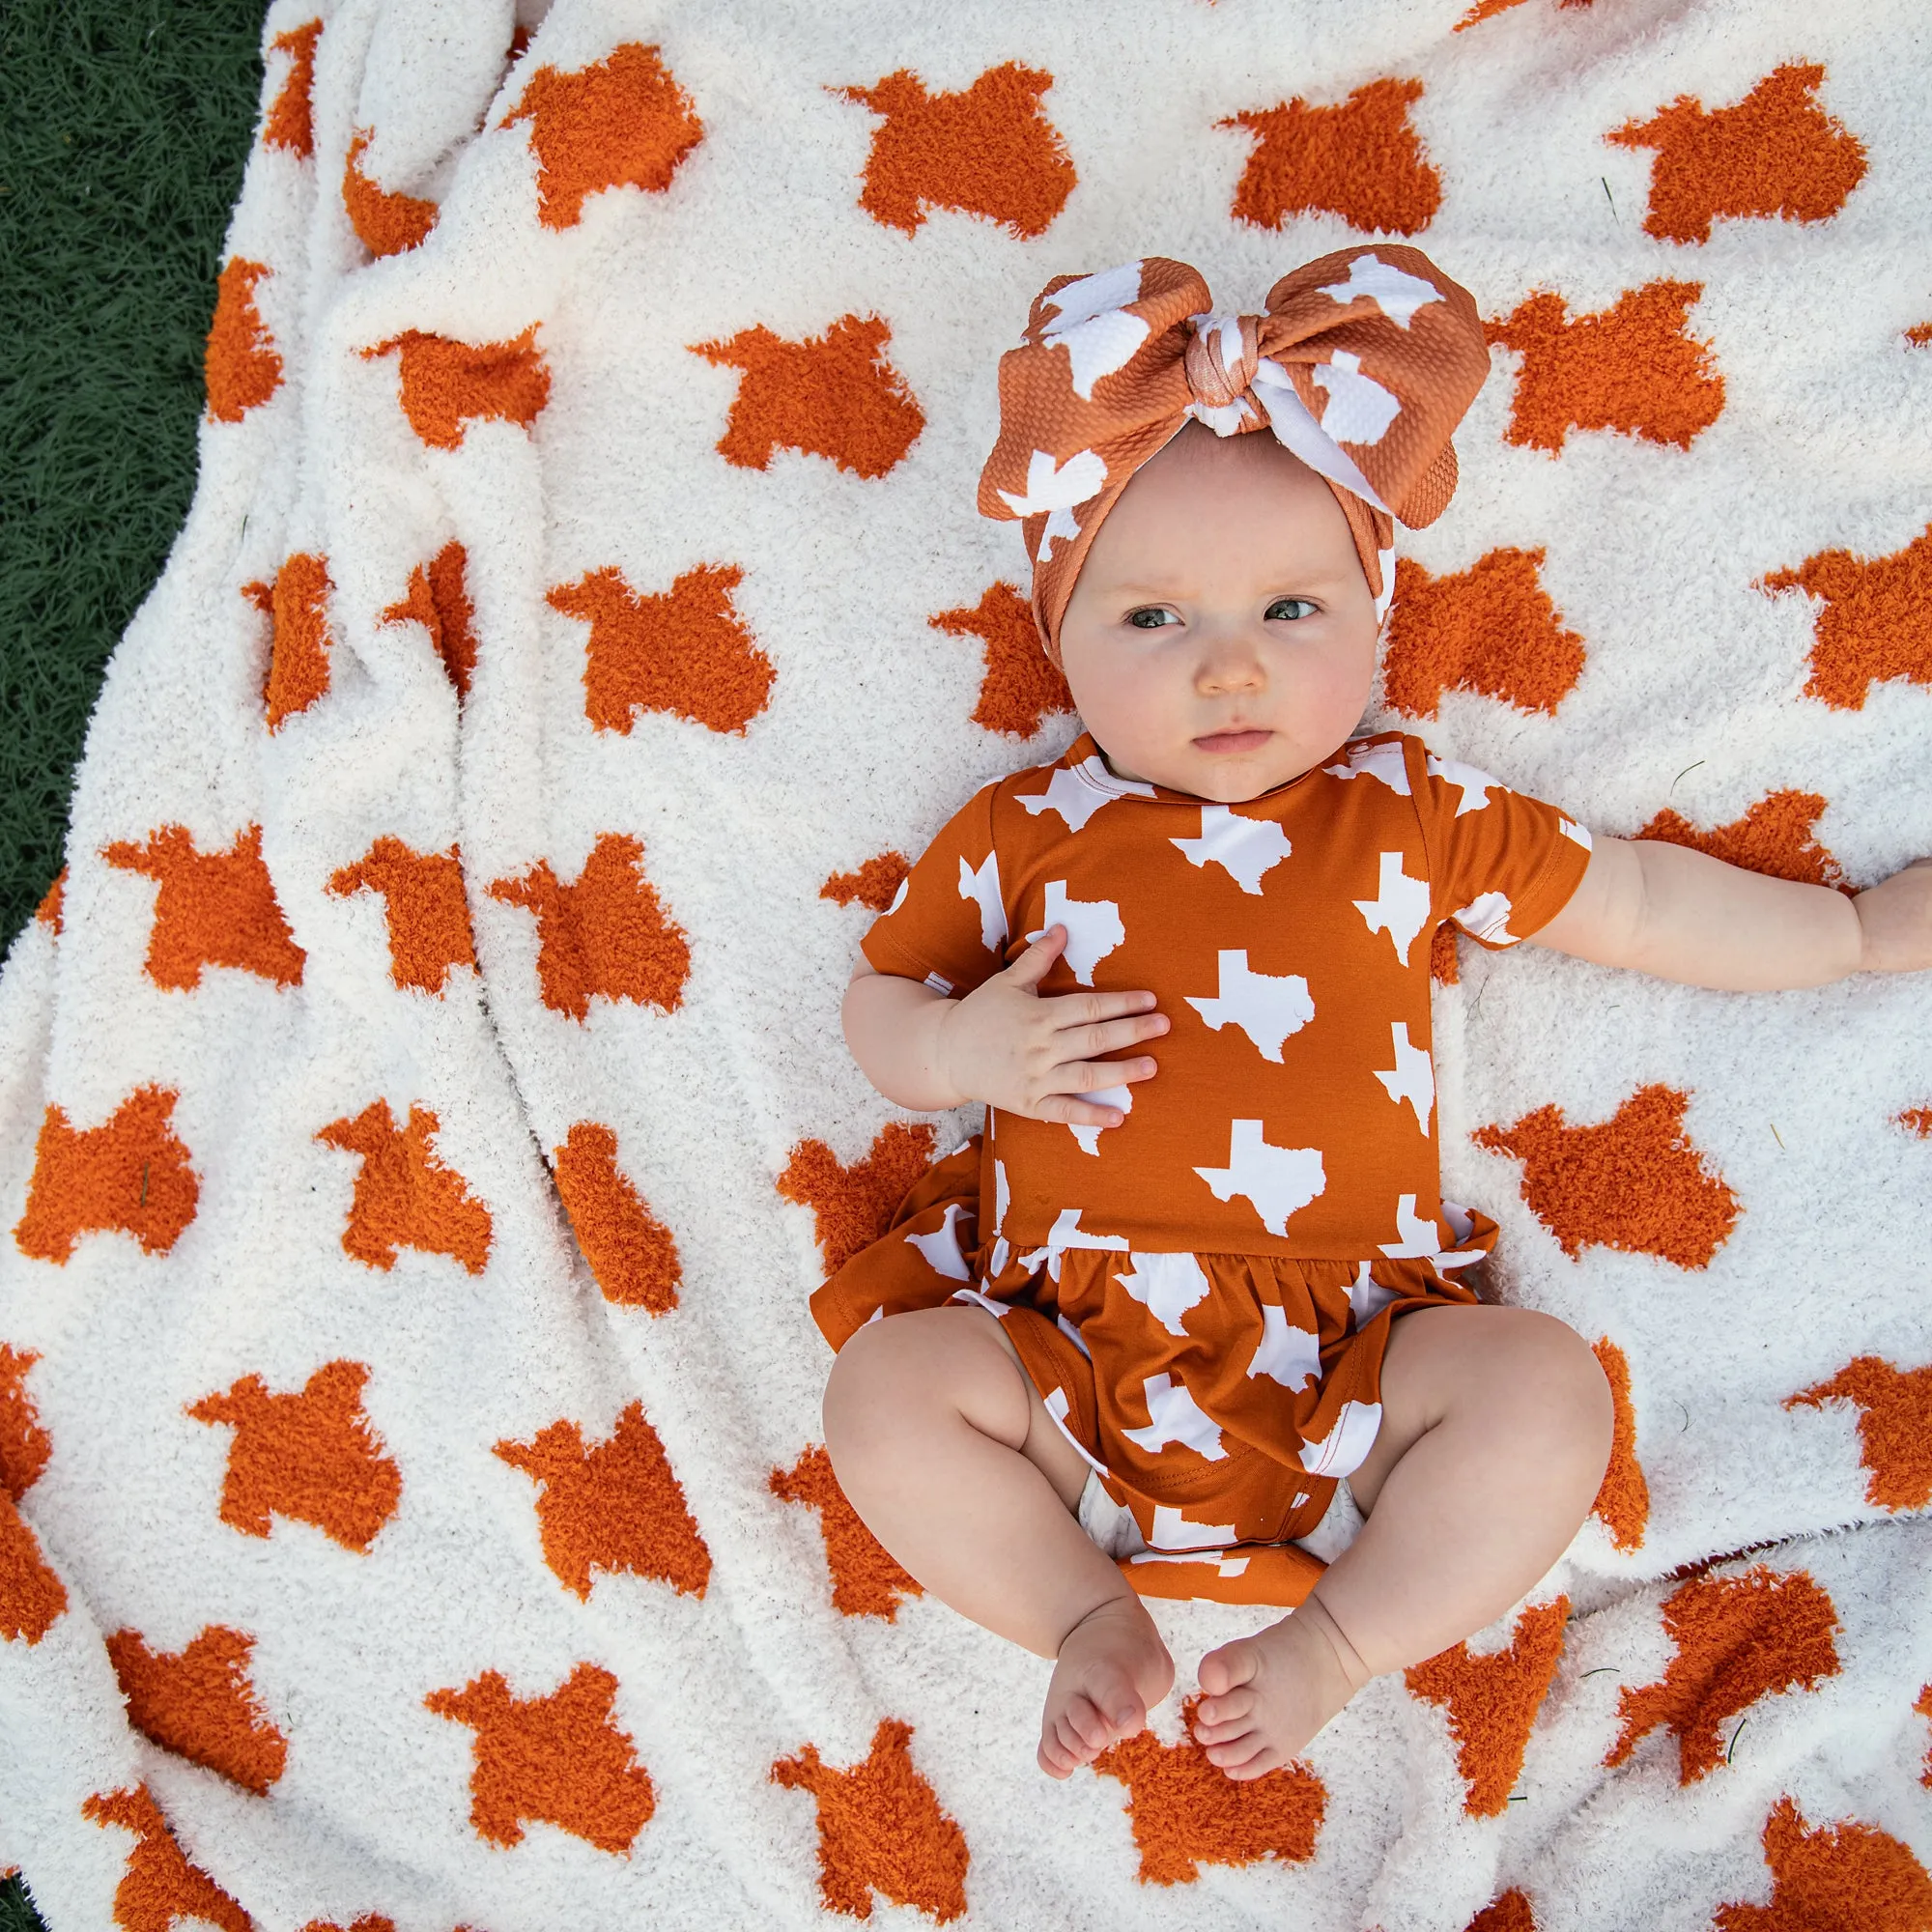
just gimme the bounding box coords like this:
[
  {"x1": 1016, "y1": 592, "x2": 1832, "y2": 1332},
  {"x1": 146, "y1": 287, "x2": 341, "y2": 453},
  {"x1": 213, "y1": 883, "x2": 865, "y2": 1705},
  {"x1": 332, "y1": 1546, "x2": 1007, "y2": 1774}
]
[{"x1": 977, "y1": 245, "x2": 1492, "y2": 663}]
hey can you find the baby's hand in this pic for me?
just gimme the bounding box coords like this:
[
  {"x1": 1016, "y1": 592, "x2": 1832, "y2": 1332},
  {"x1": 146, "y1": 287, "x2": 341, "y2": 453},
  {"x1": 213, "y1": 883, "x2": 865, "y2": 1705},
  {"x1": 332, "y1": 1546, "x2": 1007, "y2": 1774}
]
[
  {"x1": 934, "y1": 926, "x2": 1168, "y2": 1128},
  {"x1": 1856, "y1": 857, "x2": 1932, "y2": 974}
]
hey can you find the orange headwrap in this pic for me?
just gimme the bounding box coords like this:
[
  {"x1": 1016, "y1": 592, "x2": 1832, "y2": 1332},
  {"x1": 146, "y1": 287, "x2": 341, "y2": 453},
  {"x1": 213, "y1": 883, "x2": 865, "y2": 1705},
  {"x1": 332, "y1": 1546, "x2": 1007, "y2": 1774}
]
[{"x1": 977, "y1": 245, "x2": 1492, "y2": 664}]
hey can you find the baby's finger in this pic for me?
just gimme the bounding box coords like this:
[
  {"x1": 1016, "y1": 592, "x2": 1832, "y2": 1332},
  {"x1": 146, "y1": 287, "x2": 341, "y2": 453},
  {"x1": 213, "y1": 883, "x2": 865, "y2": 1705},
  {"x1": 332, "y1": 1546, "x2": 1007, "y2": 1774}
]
[
  {"x1": 1001, "y1": 925, "x2": 1066, "y2": 991},
  {"x1": 1058, "y1": 1055, "x2": 1158, "y2": 1093},
  {"x1": 1042, "y1": 986, "x2": 1160, "y2": 1024},
  {"x1": 1035, "y1": 1092, "x2": 1130, "y2": 1129},
  {"x1": 1056, "y1": 1011, "x2": 1170, "y2": 1060}
]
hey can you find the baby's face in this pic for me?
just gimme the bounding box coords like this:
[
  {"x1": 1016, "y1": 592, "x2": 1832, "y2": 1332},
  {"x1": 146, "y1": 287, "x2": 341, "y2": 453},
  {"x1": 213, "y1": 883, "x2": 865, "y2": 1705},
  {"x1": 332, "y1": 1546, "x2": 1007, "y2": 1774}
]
[{"x1": 1057, "y1": 421, "x2": 1381, "y2": 802}]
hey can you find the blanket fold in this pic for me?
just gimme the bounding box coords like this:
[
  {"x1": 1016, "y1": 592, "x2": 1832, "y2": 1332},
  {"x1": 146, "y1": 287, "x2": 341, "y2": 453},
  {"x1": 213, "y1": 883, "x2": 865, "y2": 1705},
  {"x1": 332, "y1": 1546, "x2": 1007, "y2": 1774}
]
[{"x1": 2, "y1": 1, "x2": 1928, "y2": 1925}]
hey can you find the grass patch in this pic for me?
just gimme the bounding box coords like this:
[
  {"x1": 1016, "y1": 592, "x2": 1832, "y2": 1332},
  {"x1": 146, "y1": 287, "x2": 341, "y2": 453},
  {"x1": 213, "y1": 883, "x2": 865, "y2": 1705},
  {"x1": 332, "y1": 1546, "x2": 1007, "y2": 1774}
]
[
  {"x1": 0, "y1": 0, "x2": 264, "y2": 955},
  {"x1": 0, "y1": 5, "x2": 262, "y2": 1918}
]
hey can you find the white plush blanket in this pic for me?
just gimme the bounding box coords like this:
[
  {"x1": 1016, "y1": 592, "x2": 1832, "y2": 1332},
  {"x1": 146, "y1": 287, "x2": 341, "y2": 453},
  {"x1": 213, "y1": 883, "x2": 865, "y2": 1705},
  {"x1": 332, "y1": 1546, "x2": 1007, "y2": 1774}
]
[{"x1": 4, "y1": 1, "x2": 1931, "y2": 1926}]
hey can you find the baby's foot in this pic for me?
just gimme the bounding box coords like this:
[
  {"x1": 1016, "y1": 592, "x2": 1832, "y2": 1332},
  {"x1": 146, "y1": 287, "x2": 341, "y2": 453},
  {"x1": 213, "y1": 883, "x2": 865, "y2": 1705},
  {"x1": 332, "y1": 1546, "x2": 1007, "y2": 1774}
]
[
  {"x1": 1192, "y1": 1600, "x2": 1367, "y2": 1779},
  {"x1": 1038, "y1": 1596, "x2": 1175, "y2": 1779}
]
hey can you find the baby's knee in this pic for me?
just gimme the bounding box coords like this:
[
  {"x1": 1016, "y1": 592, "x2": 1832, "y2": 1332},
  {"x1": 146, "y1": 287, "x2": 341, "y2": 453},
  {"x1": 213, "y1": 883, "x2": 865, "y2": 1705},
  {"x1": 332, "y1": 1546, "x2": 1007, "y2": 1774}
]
[{"x1": 821, "y1": 1308, "x2": 1003, "y2": 1468}]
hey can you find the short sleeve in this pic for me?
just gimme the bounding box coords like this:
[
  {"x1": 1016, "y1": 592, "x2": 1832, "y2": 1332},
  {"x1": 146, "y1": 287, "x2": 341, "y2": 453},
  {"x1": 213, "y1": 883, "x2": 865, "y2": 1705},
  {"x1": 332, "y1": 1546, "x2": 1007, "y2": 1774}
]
[
  {"x1": 1415, "y1": 748, "x2": 1593, "y2": 949},
  {"x1": 861, "y1": 782, "x2": 1010, "y2": 996}
]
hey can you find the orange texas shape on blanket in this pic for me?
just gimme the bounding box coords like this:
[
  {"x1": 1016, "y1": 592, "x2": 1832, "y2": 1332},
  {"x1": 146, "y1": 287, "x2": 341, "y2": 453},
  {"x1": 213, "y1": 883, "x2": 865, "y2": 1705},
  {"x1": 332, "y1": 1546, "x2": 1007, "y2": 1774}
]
[
  {"x1": 35, "y1": 867, "x2": 65, "y2": 936},
  {"x1": 360, "y1": 327, "x2": 551, "y2": 450},
  {"x1": 552, "y1": 1122, "x2": 682, "y2": 1312},
  {"x1": 836, "y1": 61, "x2": 1075, "y2": 240},
  {"x1": 821, "y1": 851, "x2": 910, "y2": 915},
  {"x1": 1485, "y1": 281, "x2": 1725, "y2": 453},
  {"x1": 0, "y1": 1346, "x2": 51, "y2": 1501},
  {"x1": 204, "y1": 259, "x2": 282, "y2": 422},
  {"x1": 103, "y1": 823, "x2": 306, "y2": 991},
  {"x1": 930, "y1": 581, "x2": 1076, "y2": 739},
  {"x1": 342, "y1": 130, "x2": 438, "y2": 256},
  {"x1": 1473, "y1": 1084, "x2": 1740, "y2": 1268},
  {"x1": 1608, "y1": 63, "x2": 1868, "y2": 246},
  {"x1": 1606, "y1": 1567, "x2": 1840, "y2": 1784},
  {"x1": 771, "y1": 1442, "x2": 923, "y2": 1621},
  {"x1": 548, "y1": 561, "x2": 775, "y2": 736},
  {"x1": 1093, "y1": 1697, "x2": 1325, "y2": 1887},
  {"x1": 327, "y1": 838, "x2": 476, "y2": 996},
  {"x1": 1785, "y1": 1356, "x2": 1932, "y2": 1511},
  {"x1": 773, "y1": 1719, "x2": 969, "y2": 1923},
  {"x1": 1762, "y1": 524, "x2": 1932, "y2": 713},
  {"x1": 188, "y1": 1360, "x2": 401, "y2": 1553},
  {"x1": 426, "y1": 1662, "x2": 656, "y2": 1855},
  {"x1": 503, "y1": 42, "x2": 704, "y2": 230},
  {"x1": 316, "y1": 1100, "x2": 493, "y2": 1275},
  {"x1": 0, "y1": 1493, "x2": 67, "y2": 1646},
  {"x1": 0, "y1": 1349, "x2": 65, "y2": 1644},
  {"x1": 1901, "y1": 1110, "x2": 1932, "y2": 1140},
  {"x1": 244, "y1": 551, "x2": 335, "y2": 731},
  {"x1": 84, "y1": 1783, "x2": 252, "y2": 1932},
  {"x1": 495, "y1": 1401, "x2": 711, "y2": 1601},
  {"x1": 14, "y1": 1085, "x2": 199, "y2": 1266},
  {"x1": 1716, "y1": 1795, "x2": 1932, "y2": 1932},
  {"x1": 1463, "y1": 1893, "x2": 1538, "y2": 1932},
  {"x1": 1456, "y1": 0, "x2": 1591, "y2": 27},
  {"x1": 105, "y1": 1625, "x2": 288, "y2": 1796},
  {"x1": 489, "y1": 834, "x2": 692, "y2": 1023},
  {"x1": 263, "y1": 18, "x2": 321, "y2": 158},
  {"x1": 691, "y1": 313, "x2": 924, "y2": 479},
  {"x1": 1380, "y1": 549, "x2": 1586, "y2": 721},
  {"x1": 1404, "y1": 1597, "x2": 1569, "y2": 1816},
  {"x1": 1589, "y1": 1337, "x2": 1650, "y2": 1552},
  {"x1": 779, "y1": 1122, "x2": 938, "y2": 1277},
  {"x1": 1220, "y1": 77, "x2": 1439, "y2": 237},
  {"x1": 1636, "y1": 792, "x2": 1847, "y2": 891},
  {"x1": 381, "y1": 540, "x2": 478, "y2": 700}
]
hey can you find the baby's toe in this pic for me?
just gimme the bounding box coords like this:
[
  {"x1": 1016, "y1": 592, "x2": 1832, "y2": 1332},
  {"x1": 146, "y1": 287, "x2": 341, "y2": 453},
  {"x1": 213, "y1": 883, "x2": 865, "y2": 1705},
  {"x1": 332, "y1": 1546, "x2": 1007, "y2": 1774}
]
[
  {"x1": 1192, "y1": 1688, "x2": 1254, "y2": 1734},
  {"x1": 1204, "y1": 1731, "x2": 1272, "y2": 1776},
  {"x1": 1220, "y1": 1744, "x2": 1286, "y2": 1781},
  {"x1": 1063, "y1": 1695, "x2": 1117, "y2": 1752},
  {"x1": 1198, "y1": 1637, "x2": 1260, "y2": 1698}
]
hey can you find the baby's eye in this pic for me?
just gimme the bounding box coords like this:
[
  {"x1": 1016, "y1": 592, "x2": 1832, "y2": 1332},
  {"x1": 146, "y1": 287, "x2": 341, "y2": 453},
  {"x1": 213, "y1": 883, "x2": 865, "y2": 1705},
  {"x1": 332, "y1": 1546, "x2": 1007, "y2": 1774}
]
[
  {"x1": 1126, "y1": 607, "x2": 1176, "y2": 630},
  {"x1": 1266, "y1": 597, "x2": 1318, "y2": 621}
]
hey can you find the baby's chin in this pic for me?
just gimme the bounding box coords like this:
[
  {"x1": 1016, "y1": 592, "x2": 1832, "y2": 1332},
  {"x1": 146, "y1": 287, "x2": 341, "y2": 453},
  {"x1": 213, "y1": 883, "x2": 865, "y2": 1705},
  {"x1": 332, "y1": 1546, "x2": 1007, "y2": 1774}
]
[{"x1": 1112, "y1": 730, "x2": 1322, "y2": 802}]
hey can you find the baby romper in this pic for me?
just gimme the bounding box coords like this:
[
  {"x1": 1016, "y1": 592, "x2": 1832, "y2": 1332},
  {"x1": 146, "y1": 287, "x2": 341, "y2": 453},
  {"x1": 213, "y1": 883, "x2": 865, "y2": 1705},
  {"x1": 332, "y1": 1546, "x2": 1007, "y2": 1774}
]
[{"x1": 812, "y1": 729, "x2": 1592, "y2": 1601}]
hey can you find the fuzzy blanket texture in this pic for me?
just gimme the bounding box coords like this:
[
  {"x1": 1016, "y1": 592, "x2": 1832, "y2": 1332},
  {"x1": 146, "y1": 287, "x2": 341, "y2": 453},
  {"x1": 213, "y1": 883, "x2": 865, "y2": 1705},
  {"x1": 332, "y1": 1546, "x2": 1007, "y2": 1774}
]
[{"x1": 3, "y1": 0, "x2": 1931, "y2": 1926}]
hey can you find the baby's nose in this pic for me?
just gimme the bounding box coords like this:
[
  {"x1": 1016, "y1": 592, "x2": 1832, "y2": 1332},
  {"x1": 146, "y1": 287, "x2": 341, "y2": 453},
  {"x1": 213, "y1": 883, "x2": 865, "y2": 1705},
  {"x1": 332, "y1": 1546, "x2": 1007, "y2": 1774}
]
[{"x1": 1195, "y1": 638, "x2": 1266, "y2": 693}]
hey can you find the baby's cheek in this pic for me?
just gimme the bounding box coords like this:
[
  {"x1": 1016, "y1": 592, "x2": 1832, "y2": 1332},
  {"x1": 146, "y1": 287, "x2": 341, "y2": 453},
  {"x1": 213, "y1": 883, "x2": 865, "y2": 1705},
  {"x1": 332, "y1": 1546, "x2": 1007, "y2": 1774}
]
[{"x1": 1068, "y1": 652, "x2": 1182, "y2": 754}]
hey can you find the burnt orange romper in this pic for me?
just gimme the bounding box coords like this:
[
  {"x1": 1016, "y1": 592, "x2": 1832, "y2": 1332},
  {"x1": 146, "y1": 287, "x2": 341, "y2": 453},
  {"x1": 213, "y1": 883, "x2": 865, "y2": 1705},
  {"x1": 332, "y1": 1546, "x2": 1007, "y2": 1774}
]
[{"x1": 813, "y1": 729, "x2": 1591, "y2": 1597}]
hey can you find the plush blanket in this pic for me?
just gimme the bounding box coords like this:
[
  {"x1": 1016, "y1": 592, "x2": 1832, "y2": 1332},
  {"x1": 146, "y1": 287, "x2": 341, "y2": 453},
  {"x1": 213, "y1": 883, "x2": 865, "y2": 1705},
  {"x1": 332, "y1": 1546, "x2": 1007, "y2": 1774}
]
[{"x1": 3, "y1": 1, "x2": 1930, "y2": 1925}]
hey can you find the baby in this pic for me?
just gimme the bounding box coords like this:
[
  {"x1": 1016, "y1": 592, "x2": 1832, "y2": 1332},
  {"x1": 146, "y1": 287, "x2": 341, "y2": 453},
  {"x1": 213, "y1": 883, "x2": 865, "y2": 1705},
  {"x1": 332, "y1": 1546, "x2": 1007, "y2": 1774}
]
[{"x1": 814, "y1": 246, "x2": 1932, "y2": 1782}]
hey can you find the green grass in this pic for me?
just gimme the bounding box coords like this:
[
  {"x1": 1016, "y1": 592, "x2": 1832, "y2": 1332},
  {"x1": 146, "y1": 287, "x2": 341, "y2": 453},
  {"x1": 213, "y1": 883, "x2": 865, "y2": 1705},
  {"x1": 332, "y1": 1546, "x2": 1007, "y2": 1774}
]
[
  {"x1": 0, "y1": 7, "x2": 265, "y2": 1917},
  {"x1": 0, "y1": 0, "x2": 264, "y2": 959}
]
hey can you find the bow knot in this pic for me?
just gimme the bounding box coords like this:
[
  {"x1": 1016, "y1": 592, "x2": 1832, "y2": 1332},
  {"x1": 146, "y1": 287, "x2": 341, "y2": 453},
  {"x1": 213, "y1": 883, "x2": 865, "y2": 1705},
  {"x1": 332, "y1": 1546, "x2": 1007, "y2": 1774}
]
[{"x1": 1182, "y1": 312, "x2": 1263, "y2": 416}]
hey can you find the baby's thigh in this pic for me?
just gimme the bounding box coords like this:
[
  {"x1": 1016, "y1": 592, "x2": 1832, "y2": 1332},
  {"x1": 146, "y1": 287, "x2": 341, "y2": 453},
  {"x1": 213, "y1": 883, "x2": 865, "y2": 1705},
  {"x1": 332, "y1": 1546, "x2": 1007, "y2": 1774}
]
[
  {"x1": 822, "y1": 1304, "x2": 1091, "y2": 1511},
  {"x1": 1348, "y1": 1304, "x2": 1611, "y2": 1515}
]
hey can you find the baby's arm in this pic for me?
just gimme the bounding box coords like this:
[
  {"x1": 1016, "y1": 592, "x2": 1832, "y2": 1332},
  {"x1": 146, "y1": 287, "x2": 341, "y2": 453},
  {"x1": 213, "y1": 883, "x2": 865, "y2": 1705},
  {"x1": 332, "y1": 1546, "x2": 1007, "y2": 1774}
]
[
  {"x1": 843, "y1": 926, "x2": 1170, "y2": 1123},
  {"x1": 1529, "y1": 838, "x2": 1932, "y2": 988}
]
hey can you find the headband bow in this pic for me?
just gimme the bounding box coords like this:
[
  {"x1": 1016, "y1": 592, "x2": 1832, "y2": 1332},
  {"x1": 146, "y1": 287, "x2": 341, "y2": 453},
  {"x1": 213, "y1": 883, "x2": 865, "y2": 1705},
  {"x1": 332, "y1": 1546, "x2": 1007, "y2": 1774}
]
[{"x1": 977, "y1": 245, "x2": 1491, "y2": 664}]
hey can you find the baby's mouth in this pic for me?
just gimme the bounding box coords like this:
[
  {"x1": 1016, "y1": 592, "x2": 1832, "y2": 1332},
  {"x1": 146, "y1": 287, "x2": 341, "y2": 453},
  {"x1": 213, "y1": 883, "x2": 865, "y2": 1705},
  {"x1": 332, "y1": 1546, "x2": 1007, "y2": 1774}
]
[{"x1": 1192, "y1": 727, "x2": 1273, "y2": 754}]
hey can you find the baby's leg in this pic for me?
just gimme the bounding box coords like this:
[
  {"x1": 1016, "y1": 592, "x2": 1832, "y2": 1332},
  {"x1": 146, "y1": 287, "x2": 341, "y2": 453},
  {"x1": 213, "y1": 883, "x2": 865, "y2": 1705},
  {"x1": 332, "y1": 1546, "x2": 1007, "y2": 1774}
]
[
  {"x1": 1193, "y1": 1305, "x2": 1612, "y2": 1777},
  {"x1": 823, "y1": 1305, "x2": 1174, "y2": 1776}
]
